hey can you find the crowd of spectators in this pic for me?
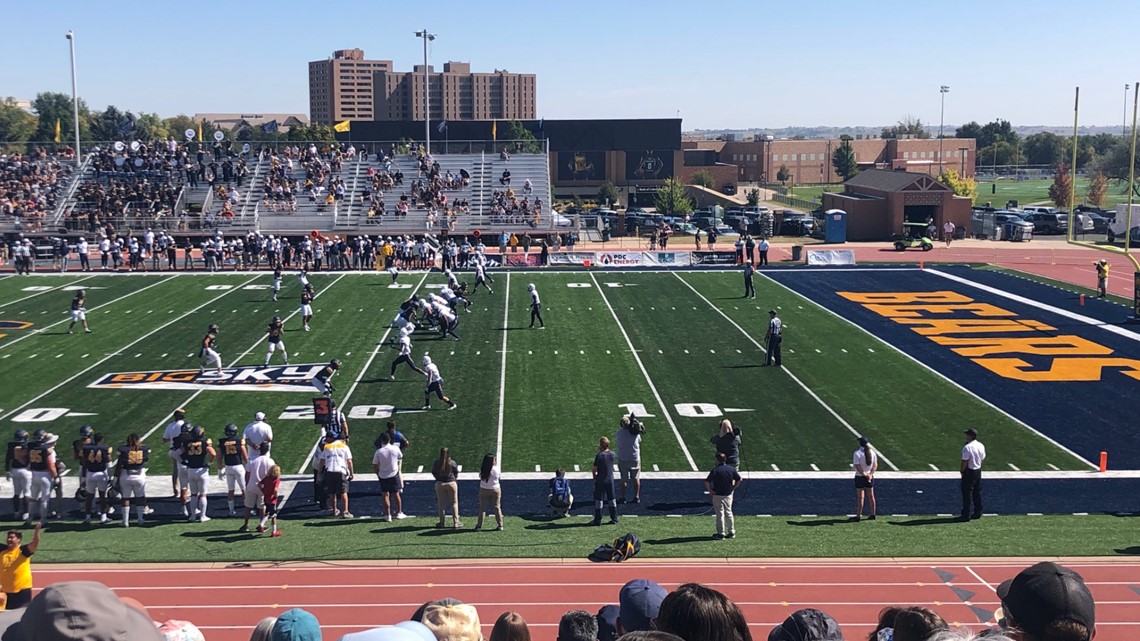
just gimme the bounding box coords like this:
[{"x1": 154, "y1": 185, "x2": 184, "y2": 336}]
[
  {"x1": 0, "y1": 149, "x2": 75, "y2": 232},
  {"x1": 0, "y1": 561, "x2": 1097, "y2": 641}
]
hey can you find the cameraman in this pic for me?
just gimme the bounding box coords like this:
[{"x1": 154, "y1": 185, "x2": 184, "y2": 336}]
[
  {"x1": 710, "y1": 419, "x2": 742, "y2": 470},
  {"x1": 615, "y1": 414, "x2": 645, "y2": 504}
]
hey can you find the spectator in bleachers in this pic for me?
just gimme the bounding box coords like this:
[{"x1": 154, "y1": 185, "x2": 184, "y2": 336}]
[
  {"x1": 996, "y1": 562, "x2": 1095, "y2": 641},
  {"x1": 596, "y1": 606, "x2": 620, "y2": 641},
  {"x1": 617, "y1": 579, "x2": 667, "y2": 636},
  {"x1": 655, "y1": 583, "x2": 752, "y2": 641},
  {"x1": 891, "y1": 606, "x2": 948, "y2": 641},
  {"x1": 1, "y1": 151, "x2": 72, "y2": 232},
  {"x1": 490, "y1": 612, "x2": 531, "y2": 641},
  {"x1": 768, "y1": 608, "x2": 843, "y2": 641},
  {"x1": 19, "y1": 581, "x2": 164, "y2": 640},
  {"x1": 422, "y1": 603, "x2": 483, "y2": 641},
  {"x1": 558, "y1": 611, "x2": 597, "y2": 641},
  {"x1": 271, "y1": 608, "x2": 322, "y2": 641},
  {"x1": 248, "y1": 616, "x2": 279, "y2": 641}
]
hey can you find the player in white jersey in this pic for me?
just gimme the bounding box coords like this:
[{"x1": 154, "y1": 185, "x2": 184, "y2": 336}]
[
  {"x1": 473, "y1": 260, "x2": 493, "y2": 294},
  {"x1": 272, "y1": 267, "x2": 283, "y2": 301},
  {"x1": 421, "y1": 356, "x2": 457, "y2": 410},
  {"x1": 528, "y1": 283, "x2": 545, "y2": 329},
  {"x1": 437, "y1": 304, "x2": 460, "y2": 340},
  {"x1": 389, "y1": 330, "x2": 426, "y2": 380},
  {"x1": 445, "y1": 269, "x2": 460, "y2": 291}
]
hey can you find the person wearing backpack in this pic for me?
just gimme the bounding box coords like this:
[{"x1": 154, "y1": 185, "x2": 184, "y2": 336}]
[{"x1": 705, "y1": 452, "x2": 741, "y2": 540}]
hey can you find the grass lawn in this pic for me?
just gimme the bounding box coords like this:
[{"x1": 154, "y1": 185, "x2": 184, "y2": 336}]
[{"x1": 974, "y1": 178, "x2": 1133, "y2": 208}]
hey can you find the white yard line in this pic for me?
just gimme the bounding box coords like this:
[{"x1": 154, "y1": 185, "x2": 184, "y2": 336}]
[
  {"x1": 0, "y1": 275, "x2": 178, "y2": 351},
  {"x1": 674, "y1": 272, "x2": 899, "y2": 471},
  {"x1": 495, "y1": 272, "x2": 511, "y2": 466},
  {"x1": 0, "y1": 275, "x2": 257, "y2": 423},
  {"x1": 0, "y1": 274, "x2": 96, "y2": 309},
  {"x1": 295, "y1": 272, "x2": 431, "y2": 476},
  {"x1": 589, "y1": 272, "x2": 697, "y2": 471},
  {"x1": 140, "y1": 274, "x2": 348, "y2": 443},
  {"x1": 761, "y1": 271, "x2": 1097, "y2": 470}
]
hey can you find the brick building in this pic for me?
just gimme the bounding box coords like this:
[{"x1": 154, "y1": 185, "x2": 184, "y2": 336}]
[
  {"x1": 683, "y1": 137, "x2": 976, "y2": 185},
  {"x1": 308, "y1": 49, "x2": 536, "y2": 126},
  {"x1": 821, "y1": 169, "x2": 973, "y2": 241}
]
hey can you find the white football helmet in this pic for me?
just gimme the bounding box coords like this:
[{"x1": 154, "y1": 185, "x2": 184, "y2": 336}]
[
  {"x1": 528, "y1": 283, "x2": 535, "y2": 292},
  {"x1": 422, "y1": 355, "x2": 432, "y2": 367}
]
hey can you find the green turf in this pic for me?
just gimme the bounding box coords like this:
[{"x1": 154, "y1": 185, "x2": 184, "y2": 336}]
[
  {"x1": 23, "y1": 513, "x2": 1140, "y2": 563},
  {"x1": 0, "y1": 271, "x2": 1093, "y2": 475},
  {"x1": 981, "y1": 265, "x2": 1134, "y2": 307}
]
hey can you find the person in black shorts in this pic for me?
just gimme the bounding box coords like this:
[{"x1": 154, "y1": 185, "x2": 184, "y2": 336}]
[
  {"x1": 852, "y1": 436, "x2": 878, "y2": 522},
  {"x1": 591, "y1": 437, "x2": 618, "y2": 526}
]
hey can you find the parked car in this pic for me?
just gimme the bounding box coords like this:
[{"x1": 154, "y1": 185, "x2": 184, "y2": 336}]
[
  {"x1": 1084, "y1": 212, "x2": 1111, "y2": 234},
  {"x1": 706, "y1": 224, "x2": 740, "y2": 240},
  {"x1": 689, "y1": 216, "x2": 720, "y2": 230},
  {"x1": 1020, "y1": 206, "x2": 1062, "y2": 216},
  {"x1": 780, "y1": 214, "x2": 816, "y2": 236},
  {"x1": 672, "y1": 222, "x2": 700, "y2": 235},
  {"x1": 1020, "y1": 211, "x2": 1068, "y2": 235},
  {"x1": 741, "y1": 206, "x2": 771, "y2": 216}
]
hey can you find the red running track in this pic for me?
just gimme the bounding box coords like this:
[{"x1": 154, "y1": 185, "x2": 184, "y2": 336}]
[{"x1": 34, "y1": 560, "x2": 1140, "y2": 641}]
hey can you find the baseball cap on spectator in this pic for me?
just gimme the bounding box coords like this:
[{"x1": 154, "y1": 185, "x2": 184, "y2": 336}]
[
  {"x1": 412, "y1": 598, "x2": 466, "y2": 622},
  {"x1": 768, "y1": 608, "x2": 844, "y2": 641},
  {"x1": 19, "y1": 580, "x2": 163, "y2": 641},
  {"x1": 157, "y1": 621, "x2": 206, "y2": 641},
  {"x1": 0, "y1": 609, "x2": 23, "y2": 641},
  {"x1": 596, "y1": 605, "x2": 621, "y2": 641},
  {"x1": 997, "y1": 562, "x2": 1095, "y2": 640},
  {"x1": 338, "y1": 628, "x2": 425, "y2": 641},
  {"x1": 272, "y1": 608, "x2": 323, "y2": 641},
  {"x1": 619, "y1": 579, "x2": 668, "y2": 632},
  {"x1": 421, "y1": 603, "x2": 483, "y2": 641}
]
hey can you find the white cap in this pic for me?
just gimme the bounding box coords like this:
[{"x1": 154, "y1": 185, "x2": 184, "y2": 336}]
[{"x1": 255, "y1": 411, "x2": 266, "y2": 421}]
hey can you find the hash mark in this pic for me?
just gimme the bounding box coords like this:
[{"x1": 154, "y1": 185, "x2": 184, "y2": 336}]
[
  {"x1": 868, "y1": 348, "x2": 875, "y2": 352},
  {"x1": 652, "y1": 464, "x2": 659, "y2": 471},
  {"x1": 606, "y1": 350, "x2": 611, "y2": 354},
  {"x1": 1047, "y1": 464, "x2": 1060, "y2": 470},
  {"x1": 928, "y1": 463, "x2": 940, "y2": 471},
  {"x1": 841, "y1": 348, "x2": 848, "y2": 353},
  {"x1": 573, "y1": 464, "x2": 580, "y2": 472},
  {"x1": 416, "y1": 465, "x2": 423, "y2": 473},
  {"x1": 553, "y1": 350, "x2": 558, "y2": 355},
  {"x1": 528, "y1": 350, "x2": 533, "y2": 355},
  {"x1": 55, "y1": 354, "x2": 63, "y2": 359},
  {"x1": 814, "y1": 348, "x2": 821, "y2": 353},
  {"x1": 476, "y1": 351, "x2": 481, "y2": 355},
  {"x1": 579, "y1": 350, "x2": 584, "y2": 354},
  {"x1": 770, "y1": 463, "x2": 780, "y2": 471},
  {"x1": 683, "y1": 349, "x2": 689, "y2": 354},
  {"x1": 1008, "y1": 463, "x2": 1021, "y2": 471},
  {"x1": 535, "y1": 465, "x2": 541, "y2": 472},
  {"x1": 710, "y1": 349, "x2": 716, "y2": 354},
  {"x1": 160, "y1": 354, "x2": 168, "y2": 358},
  {"x1": 810, "y1": 463, "x2": 819, "y2": 471},
  {"x1": 81, "y1": 354, "x2": 88, "y2": 358}
]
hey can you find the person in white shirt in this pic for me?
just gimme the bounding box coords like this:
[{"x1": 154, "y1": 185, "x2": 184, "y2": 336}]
[
  {"x1": 240, "y1": 442, "x2": 274, "y2": 533},
  {"x1": 161, "y1": 409, "x2": 188, "y2": 496},
  {"x1": 943, "y1": 220, "x2": 956, "y2": 247},
  {"x1": 389, "y1": 331, "x2": 425, "y2": 380},
  {"x1": 319, "y1": 433, "x2": 354, "y2": 518},
  {"x1": 476, "y1": 453, "x2": 503, "y2": 531},
  {"x1": 243, "y1": 412, "x2": 273, "y2": 461},
  {"x1": 77, "y1": 237, "x2": 90, "y2": 271},
  {"x1": 758, "y1": 237, "x2": 770, "y2": 266},
  {"x1": 372, "y1": 432, "x2": 406, "y2": 521},
  {"x1": 527, "y1": 283, "x2": 544, "y2": 329},
  {"x1": 852, "y1": 436, "x2": 878, "y2": 521},
  {"x1": 960, "y1": 428, "x2": 986, "y2": 521}
]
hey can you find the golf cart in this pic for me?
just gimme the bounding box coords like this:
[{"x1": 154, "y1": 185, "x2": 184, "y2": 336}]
[{"x1": 894, "y1": 222, "x2": 934, "y2": 251}]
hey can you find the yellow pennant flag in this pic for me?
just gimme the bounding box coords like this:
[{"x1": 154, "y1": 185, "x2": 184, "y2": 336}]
[
  {"x1": 197, "y1": 121, "x2": 203, "y2": 143},
  {"x1": 491, "y1": 120, "x2": 497, "y2": 141},
  {"x1": 334, "y1": 120, "x2": 351, "y2": 133},
  {"x1": 54, "y1": 119, "x2": 61, "y2": 143}
]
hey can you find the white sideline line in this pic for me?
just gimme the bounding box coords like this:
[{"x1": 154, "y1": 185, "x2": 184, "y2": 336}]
[
  {"x1": 365, "y1": 468, "x2": 1133, "y2": 481},
  {"x1": 589, "y1": 272, "x2": 697, "y2": 470},
  {"x1": 296, "y1": 272, "x2": 430, "y2": 476},
  {"x1": 0, "y1": 275, "x2": 178, "y2": 351},
  {"x1": 495, "y1": 272, "x2": 511, "y2": 466},
  {"x1": 762, "y1": 271, "x2": 1097, "y2": 469},
  {"x1": 0, "y1": 275, "x2": 96, "y2": 309},
  {"x1": 927, "y1": 267, "x2": 1140, "y2": 343},
  {"x1": 141, "y1": 274, "x2": 347, "y2": 444},
  {"x1": 0, "y1": 275, "x2": 256, "y2": 423},
  {"x1": 673, "y1": 272, "x2": 899, "y2": 471}
]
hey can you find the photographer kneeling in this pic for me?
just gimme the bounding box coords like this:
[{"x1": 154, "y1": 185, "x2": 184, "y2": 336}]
[{"x1": 616, "y1": 414, "x2": 645, "y2": 504}]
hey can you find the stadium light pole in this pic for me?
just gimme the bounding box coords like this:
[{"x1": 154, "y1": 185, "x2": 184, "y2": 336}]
[
  {"x1": 66, "y1": 30, "x2": 81, "y2": 166},
  {"x1": 1126, "y1": 84, "x2": 1131, "y2": 138},
  {"x1": 939, "y1": 85, "x2": 949, "y2": 177},
  {"x1": 415, "y1": 29, "x2": 436, "y2": 153}
]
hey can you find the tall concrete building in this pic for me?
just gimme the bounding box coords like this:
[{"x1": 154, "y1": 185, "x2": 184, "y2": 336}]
[
  {"x1": 308, "y1": 49, "x2": 393, "y2": 125},
  {"x1": 308, "y1": 49, "x2": 536, "y2": 125}
]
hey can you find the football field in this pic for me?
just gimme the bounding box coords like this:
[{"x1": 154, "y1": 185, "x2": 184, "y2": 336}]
[{"x1": 3, "y1": 265, "x2": 1126, "y2": 482}]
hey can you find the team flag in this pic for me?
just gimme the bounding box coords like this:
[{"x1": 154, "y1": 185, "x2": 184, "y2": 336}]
[
  {"x1": 334, "y1": 120, "x2": 351, "y2": 133},
  {"x1": 491, "y1": 120, "x2": 497, "y2": 141},
  {"x1": 54, "y1": 119, "x2": 61, "y2": 143}
]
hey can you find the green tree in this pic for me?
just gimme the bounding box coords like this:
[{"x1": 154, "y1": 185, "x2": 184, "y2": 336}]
[
  {"x1": 597, "y1": 181, "x2": 620, "y2": 207},
  {"x1": 979, "y1": 140, "x2": 1023, "y2": 168},
  {"x1": 0, "y1": 97, "x2": 36, "y2": 148},
  {"x1": 691, "y1": 170, "x2": 714, "y2": 188},
  {"x1": 955, "y1": 121, "x2": 983, "y2": 141},
  {"x1": 938, "y1": 169, "x2": 977, "y2": 199},
  {"x1": 776, "y1": 164, "x2": 791, "y2": 183},
  {"x1": 654, "y1": 178, "x2": 693, "y2": 216},
  {"x1": 1086, "y1": 172, "x2": 1108, "y2": 207},
  {"x1": 746, "y1": 188, "x2": 760, "y2": 206},
  {"x1": 1048, "y1": 164, "x2": 1073, "y2": 209},
  {"x1": 1023, "y1": 132, "x2": 1064, "y2": 166},
  {"x1": 832, "y1": 138, "x2": 857, "y2": 181},
  {"x1": 501, "y1": 120, "x2": 541, "y2": 153},
  {"x1": 30, "y1": 91, "x2": 90, "y2": 143},
  {"x1": 88, "y1": 105, "x2": 130, "y2": 141},
  {"x1": 134, "y1": 113, "x2": 169, "y2": 142},
  {"x1": 881, "y1": 116, "x2": 930, "y2": 139},
  {"x1": 1091, "y1": 140, "x2": 1140, "y2": 181}
]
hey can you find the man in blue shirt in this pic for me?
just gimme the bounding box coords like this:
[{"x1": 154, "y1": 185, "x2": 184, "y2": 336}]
[
  {"x1": 592, "y1": 437, "x2": 618, "y2": 526},
  {"x1": 705, "y1": 452, "x2": 742, "y2": 540}
]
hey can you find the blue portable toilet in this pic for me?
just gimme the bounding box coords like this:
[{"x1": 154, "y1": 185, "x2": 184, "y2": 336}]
[{"x1": 823, "y1": 209, "x2": 847, "y2": 243}]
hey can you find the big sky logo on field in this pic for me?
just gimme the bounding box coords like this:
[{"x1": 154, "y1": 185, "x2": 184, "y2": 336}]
[
  {"x1": 0, "y1": 321, "x2": 33, "y2": 341},
  {"x1": 89, "y1": 364, "x2": 327, "y2": 392},
  {"x1": 838, "y1": 290, "x2": 1140, "y2": 382}
]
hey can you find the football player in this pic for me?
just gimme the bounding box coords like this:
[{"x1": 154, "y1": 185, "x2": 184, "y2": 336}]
[
  {"x1": 67, "y1": 289, "x2": 92, "y2": 334},
  {"x1": 272, "y1": 266, "x2": 283, "y2": 302},
  {"x1": 216, "y1": 423, "x2": 248, "y2": 517},
  {"x1": 300, "y1": 284, "x2": 314, "y2": 332},
  {"x1": 422, "y1": 355, "x2": 457, "y2": 411},
  {"x1": 181, "y1": 425, "x2": 216, "y2": 522},
  {"x1": 312, "y1": 358, "x2": 341, "y2": 397},
  {"x1": 298, "y1": 269, "x2": 310, "y2": 290},
  {"x1": 527, "y1": 283, "x2": 545, "y2": 329},
  {"x1": 436, "y1": 300, "x2": 461, "y2": 341},
  {"x1": 472, "y1": 259, "x2": 493, "y2": 295},
  {"x1": 113, "y1": 433, "x2": 149, "y2": 527},
  {"x1": 72, "y1": 424, "x2": 94, "y2": 502},
  {"x1": 81, "y1": 432, "x2": 114, "y2": 524},
  {"x1": 6, "y1": 430, "x2": 31, "y2": 522},
  {"x1": 264, "y1": 316, "x2": 289, "y2": 366},
  {"x1": 392, "y1": 295, "x2": 419, "y2": 338},
  {"x1": 444, "y1": 269, "x2": 460, "y2": 291},
  {"x1": 388, "y1": 264, "x2": 400, "y2": 284},
  {"x1": 175, "y1": 423, "x2": 194, "y2": 518},
  {"x1": 389, "y1": 326, "x2": 426, "y2": 380},
  {"x1": 22, "y1": 430, "x2": 56, "y2": 526},
  {"x1": 199, "y1": 323, "x2": 223, "y2": 375}
]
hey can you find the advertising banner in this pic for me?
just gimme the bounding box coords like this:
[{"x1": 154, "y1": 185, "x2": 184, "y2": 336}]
[
  {"x1": 805, "y1": 249, "x2": 857, "y2": 266},
  {"x1": 691, "y1": 251, "x2": 738, "y2": 266},
  {"x1": 502, "y1": 253, "x2": 540, "y2": 267},
  {"x1": 641, "y1": 252, "x2": 688, "y2": 266},
  {"x1": 548, "y1": 252, "x2": 597, "y2": 266},
  {"x1": 595, "y1": 252, "x2": 644, "y2": 267}
]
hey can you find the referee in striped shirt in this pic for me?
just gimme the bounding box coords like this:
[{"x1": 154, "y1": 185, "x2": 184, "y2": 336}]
[{"x1": 764, "y1": 310, "x2": 782, "y2": 367}]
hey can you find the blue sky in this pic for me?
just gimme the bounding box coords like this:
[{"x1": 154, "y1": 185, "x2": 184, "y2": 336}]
[{"x1": 4, "y1": 0, "x2": 1137, "y2": 130}]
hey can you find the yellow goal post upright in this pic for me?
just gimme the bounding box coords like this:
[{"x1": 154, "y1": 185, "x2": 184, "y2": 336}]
[{"x1": 1066, "y1": 84, "x2": 1140, "y2": 322}]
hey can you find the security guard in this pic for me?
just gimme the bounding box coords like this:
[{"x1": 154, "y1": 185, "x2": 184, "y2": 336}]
[
  {"x1": 743, "y1": 261, "x2": 756, "y2": 299},
  {"x1": 764, "y1": 310, "x2": 783, "y2": 367}
]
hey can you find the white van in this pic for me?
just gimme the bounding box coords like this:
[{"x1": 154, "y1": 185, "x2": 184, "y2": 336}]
[{"x1": 1111, "y1": 204, "x2": 1140, "y2": 241}]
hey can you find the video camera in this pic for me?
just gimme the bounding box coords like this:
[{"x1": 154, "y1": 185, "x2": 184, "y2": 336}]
[{"x1": 625, "y1": 412, "x2": 646, "y2": 436}]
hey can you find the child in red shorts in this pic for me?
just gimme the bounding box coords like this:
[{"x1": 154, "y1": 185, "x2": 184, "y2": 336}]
[{"x1": 258, "y1": 464, "x2": 282, "y2": 537}]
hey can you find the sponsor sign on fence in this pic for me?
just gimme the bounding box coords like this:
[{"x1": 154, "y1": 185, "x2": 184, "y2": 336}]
[
  {"x1": 806, "y1": 249, "x2": 856, "y2": 266},
  {"x1": 502, "y1": 253, "x2": 540, "y2": 267},
  {"x1": 690, "y1": 251, "x2": 738, "y2": 266},
  {"x1": 641, "y1": 252, "x2": 687, "y2": 266},
  {"x1": 548, "y1": 252, "x2": 598, "y2": 266},
  {"x1": 595, "y1": 252, "x2": 645, "y2": 267}
]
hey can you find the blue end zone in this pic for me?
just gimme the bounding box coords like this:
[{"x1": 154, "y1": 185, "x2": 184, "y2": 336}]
[{"x1": 767, "y1": 266, "x2": 1140, "y2": 468}]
